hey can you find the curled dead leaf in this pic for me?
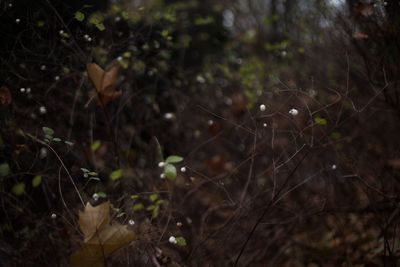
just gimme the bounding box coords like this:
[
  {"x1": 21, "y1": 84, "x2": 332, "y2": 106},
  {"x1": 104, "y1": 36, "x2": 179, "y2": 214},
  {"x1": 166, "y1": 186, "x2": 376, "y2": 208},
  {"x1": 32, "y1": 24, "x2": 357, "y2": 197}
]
[
  {"x1": 86, "y1": 63, "x2": 122, "y2": 108},
  {"x1": 0, "y1": 86, "x2": 12, "y2": 106},
  {"x1": 70, "y1": 202, "x2": 135, "y2": 267}
]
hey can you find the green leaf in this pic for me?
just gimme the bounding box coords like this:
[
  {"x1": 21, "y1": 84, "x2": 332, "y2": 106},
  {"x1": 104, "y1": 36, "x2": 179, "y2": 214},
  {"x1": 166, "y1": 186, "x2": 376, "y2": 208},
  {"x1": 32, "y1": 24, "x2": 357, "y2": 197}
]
[
  {"x1": 152, "y1": 205, "x2": 160, "y2": 218},
  {"x1": 95, "y1": 23, "x2": 105, "y2": 31},
  {"x1": 53, "y1": 138, "x2": 61, "y2": 142},
  {"x1": 164, "y1": 164, "x2": 177, "y2": 180},
  {"x1": 12, "y1": 183, "x2": 25, "y2": 196},
  {"x1": 165, "y1": 155, "x2": 183, "y2": 164},
  {"x1": 96, "y1": 192, "x2": 107, "y2": 198},
  {"x1": 80, "y1": 168, "x2": 90, "y2": 173},
  {"x1": 133, "y1": 203, "x2": 144, "y2": 211},
  {"x1": 110, "y1": 169, "x2": 123, "y2": 181},
  {"x1": 75, "y1": 11, "x2": 85, "y2": 22},
  {"x1": 0, "y1": 163, "x2": 10, "y2": 177},
  {"x1": 149, "y1": 193, "x2": 158, "y2": 202},
  {"x1": 88, "y1": 171, "x2": 98, "y2": 176},
  {"x1": 64, "y1": 141, "x2": 74, "y2": 146},
  {"x1": 42, "y1": 127, "x2": 54, "y2": 136},
  {"x1": 32, "y1": 175, "x2": 42, "y2": 187},
  {"x1": 175, "y1": 236, "x2": 187, "y2": 246},
  {"x1": 91, "y1": 140, "x2": 101, "y2": 151},
  {"x1": 131, "y1": 194, "x2": 139, "y2": 200},
  {"x1": 314, "y1": 116, "x2": 327, "y2": 126}
]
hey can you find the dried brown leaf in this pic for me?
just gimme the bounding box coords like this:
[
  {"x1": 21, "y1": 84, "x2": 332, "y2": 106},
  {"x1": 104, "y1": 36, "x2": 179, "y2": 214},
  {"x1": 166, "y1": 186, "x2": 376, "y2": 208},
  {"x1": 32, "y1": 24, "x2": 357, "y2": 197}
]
[
  {"x1": 86, "y1": 63, "x2": 122, "y2": 107},
  {"x1": 70, "y1": 201, "x2": 135, "y2": 267}
]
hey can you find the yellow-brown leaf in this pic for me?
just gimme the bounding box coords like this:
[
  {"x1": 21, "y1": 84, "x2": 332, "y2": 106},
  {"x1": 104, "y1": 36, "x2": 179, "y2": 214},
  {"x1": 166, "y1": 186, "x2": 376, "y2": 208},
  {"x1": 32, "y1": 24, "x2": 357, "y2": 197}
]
[{"x1": 70, "y1": 202, "x2": 135, "y2": 267}]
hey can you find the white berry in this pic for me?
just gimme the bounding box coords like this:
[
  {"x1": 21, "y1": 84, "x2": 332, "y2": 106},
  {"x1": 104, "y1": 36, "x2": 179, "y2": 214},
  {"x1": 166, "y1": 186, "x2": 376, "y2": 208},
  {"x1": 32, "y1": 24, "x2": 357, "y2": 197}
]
[
  {"x1": 289, "y1": 108, "x2": 299, "y2": 116},
  {"x1": 168, "y1": 236, "x2": 177, "y2": 244}
]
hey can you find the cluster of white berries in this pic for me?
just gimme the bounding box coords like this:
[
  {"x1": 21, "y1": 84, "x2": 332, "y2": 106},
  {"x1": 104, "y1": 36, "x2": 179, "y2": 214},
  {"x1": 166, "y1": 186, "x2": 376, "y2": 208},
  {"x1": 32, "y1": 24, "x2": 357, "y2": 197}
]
[
  {"x1": 259, "y1": 104, "x2": 266, "y2": 112},
  {"x1": 168, "y1": 236, "x2": 177, "y2": 244},
  {"x1": 20, "y1": 87, "x2": 31, "y2": 93},
  {"x1": 39, "y1": 106, "x2": 47, "y2": 114},
  {"x1": 84, "y1": 34, "x2": 92, "y2": 42},
  {"x1": 51, "y1": 213, "x2": 57, "y2": 219},
  {"x1": 92, "y1": 193, "x2": 99, "y2": 202},
  {"x1": 128, "y1": 219, "x2": 135, "y2": 226}
]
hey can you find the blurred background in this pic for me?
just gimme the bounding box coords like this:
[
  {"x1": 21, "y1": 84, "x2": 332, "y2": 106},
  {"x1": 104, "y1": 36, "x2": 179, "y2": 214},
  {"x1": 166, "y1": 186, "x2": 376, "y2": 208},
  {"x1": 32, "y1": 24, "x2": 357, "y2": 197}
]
[{"x1": 1, "y1": 0, "x2": 400, "y2": 266}]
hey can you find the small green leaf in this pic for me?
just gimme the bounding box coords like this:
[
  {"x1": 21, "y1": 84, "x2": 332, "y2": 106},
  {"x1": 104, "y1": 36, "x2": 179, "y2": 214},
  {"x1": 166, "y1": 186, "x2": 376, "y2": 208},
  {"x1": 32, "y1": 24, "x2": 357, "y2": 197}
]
[
  {"x1": 149, "y1": 193, "x2": 158, "y2": 202},
  {"x1": 75, "y1": 11, "x2": 85, "y2": 22},
  {"x1": 164, "y1": 164, "x2": 177, "y2": 180},
  {"x1": 110, "y1": 169, "x2": 123, "y2": 181},
  {"x1": 53, "y1": 138, "x2": 61, "y2": 142},
  {"x1": 131, "y1": 194, "x2": 139, "y2": 200},
  {"x1": 80, "y1": 168, "x2": 90, "y2": 173},
  {"x1": 64, "y1": 141, "x2": 74, "y2": 146},
  {"x1": 175, "y1": 236, "x2": 187, "y2": 246},
  {"x1": 95, "y1": 23, "x2": 105, "y2": 31},
  {"x1": 331, "y1": 132, "x2": 341, "y2": 140},
  {"x1": 96, "y1": 192, "x2": 107, "y2": 198},
  {"x1": 0, "y1": 163, "x2": 10, "y2": 177},
  {"x1": 12, "y1": 183, "x2": 25, "y2": 196},
  {"x1": 32, "y1": 175, "x2": 42, "y2": 187},
  {"x1": 152, "y1": 205, "x2": 160, "y2": 218},
  {"x1": 88, "y1": 171, "x2": 98, "y2": 176},
  {"x1": 91, "y1": 140, "x2": 102, "y2": 151},
  {"x1": 42, "y1": 127, "x2": 54, "y2": 136},
  {"x1": 314, "y1": 116, "x2": 327, "y2": 126},
  {"x1": 133, "y1": 203, "x2": 144, "y2": 211},
  {"x1": 165, "y1": 155, "x2": 183, "y2": 164}
]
